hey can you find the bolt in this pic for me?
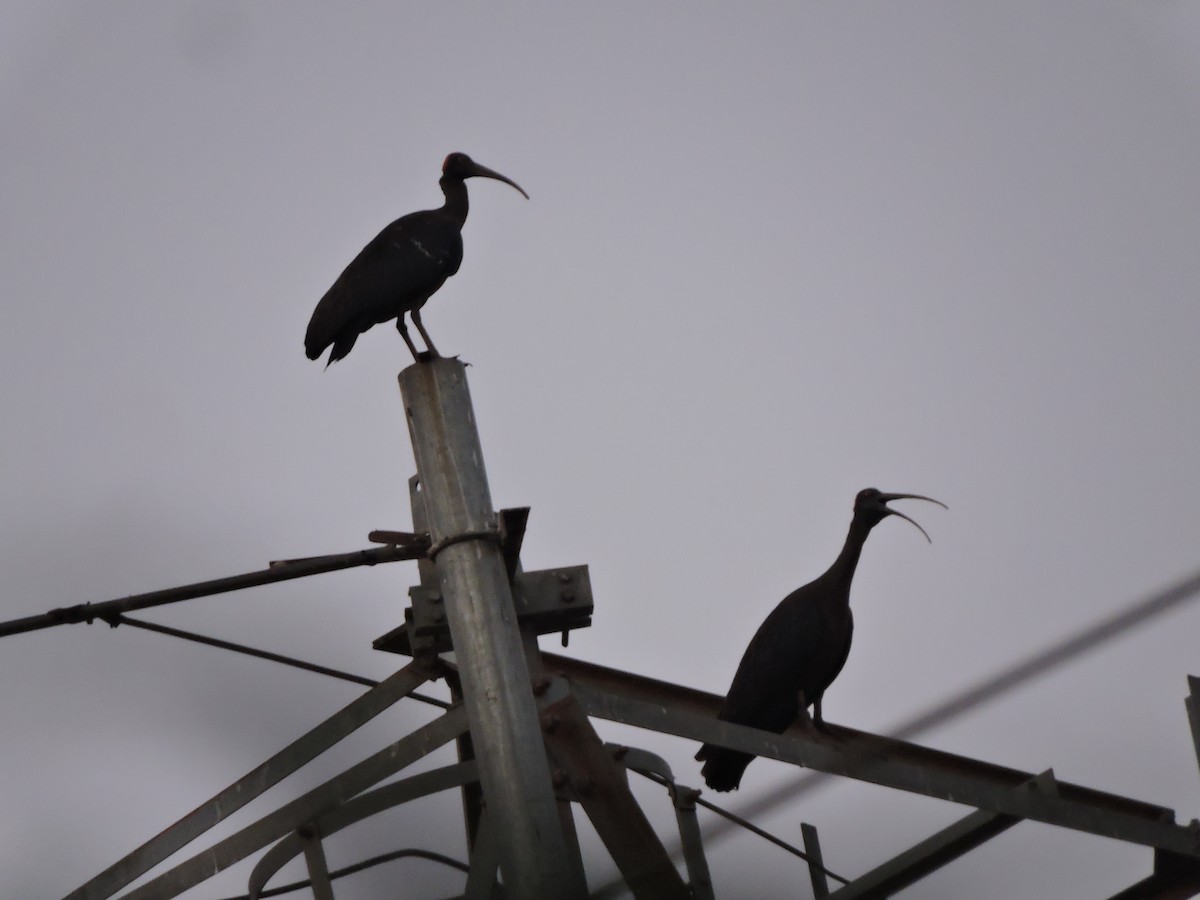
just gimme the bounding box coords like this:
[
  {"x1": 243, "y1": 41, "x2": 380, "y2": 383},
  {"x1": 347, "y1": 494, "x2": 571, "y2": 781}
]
[
  {"x1": 543, "y1": 714, "x2": 562, "y2": 734},
  {"x1": 560, "y1": 589, "x2": 577, "y2": 603},
  {"x1": 558, "y1": 572, "x2": 573, "y2": 584},
  {"x1": 531, "y1": 675, "x2": 552, "y2": 696},
  {"x1": 552, "y1": 769, "x2": 569, "y2": 789},
  {"x1": 611, "y1": 745, "x2": 630, "y2": 761}
]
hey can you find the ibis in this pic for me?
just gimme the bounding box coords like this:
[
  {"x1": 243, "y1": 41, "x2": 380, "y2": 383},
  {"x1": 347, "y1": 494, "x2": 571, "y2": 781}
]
[
  {"x1": 305, "y1": 153, "x2": 527, "y2": 366},
  {"x1": 695, "y1": 488, "x2": 945, "y2": 792}
]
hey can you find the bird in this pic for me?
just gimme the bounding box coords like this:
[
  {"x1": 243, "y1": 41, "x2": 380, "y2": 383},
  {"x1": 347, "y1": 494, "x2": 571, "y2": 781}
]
[
  {"x1": 695, "y1": 488, "x2": 946, "y2": 792},
  {"x1": 305, "y1": 153, "x2": 528, "y2": 366}
]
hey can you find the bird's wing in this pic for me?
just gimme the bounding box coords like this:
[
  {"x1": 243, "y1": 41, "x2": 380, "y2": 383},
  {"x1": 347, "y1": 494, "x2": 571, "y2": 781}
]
[
  {"x1": 305, "y1": 212, "x2": 464, "y2": 358},
  {"x1": 826, "y1": 609, "x2": 854, "y2": 689},
  {"x1": 716, "y1": 590, "x2": 827, "y2": 733}
]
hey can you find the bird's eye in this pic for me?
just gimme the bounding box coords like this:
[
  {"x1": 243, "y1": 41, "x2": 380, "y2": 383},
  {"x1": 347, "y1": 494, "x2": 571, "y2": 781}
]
[{"x1": 857, "y1": 488, "x2": 879, "y2": 503}]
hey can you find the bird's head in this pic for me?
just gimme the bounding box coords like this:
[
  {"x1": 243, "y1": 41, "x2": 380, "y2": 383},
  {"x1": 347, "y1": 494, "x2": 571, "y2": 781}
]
[
  {"x1": 442, "y1": 153, "x2": 529, "y2": 198},
  {"x1": 853, "y1": 487, "x2": 947, "y2": 542}
]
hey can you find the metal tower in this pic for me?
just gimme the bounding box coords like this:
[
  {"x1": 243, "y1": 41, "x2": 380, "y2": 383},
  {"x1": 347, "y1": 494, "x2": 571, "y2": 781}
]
[{"x1": 7, "y1": 357, "x2": 1200, "y2": 898}]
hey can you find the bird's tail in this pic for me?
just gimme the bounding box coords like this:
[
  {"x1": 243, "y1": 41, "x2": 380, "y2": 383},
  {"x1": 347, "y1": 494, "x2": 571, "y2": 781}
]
[
  {"x1": 304, "y1": 297, "x2": 356, "y2": 364},
  {"x1": 306, "y1": 330, "x2": 358, "y2": 368},
  {"x1": 694, "y1": 744, "x2": 755, "y2": 793}
]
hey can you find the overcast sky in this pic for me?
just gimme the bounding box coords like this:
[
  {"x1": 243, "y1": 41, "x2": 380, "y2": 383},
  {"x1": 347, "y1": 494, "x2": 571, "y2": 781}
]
[{"x1": 3, "y1": 3, "x2": 1200, "y2": 898}]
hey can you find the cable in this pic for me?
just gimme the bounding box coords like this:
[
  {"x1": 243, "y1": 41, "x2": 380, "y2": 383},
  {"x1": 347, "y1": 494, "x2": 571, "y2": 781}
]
[
  {"x1": 112, "y1": 615, "x2": 450, "y2": 709},
  {"x1": 632, "y1": 766, "x2": 850, "y2": 886},
  {"x1": 214, "y1": 847, "x2": 469, "y2": 899}
]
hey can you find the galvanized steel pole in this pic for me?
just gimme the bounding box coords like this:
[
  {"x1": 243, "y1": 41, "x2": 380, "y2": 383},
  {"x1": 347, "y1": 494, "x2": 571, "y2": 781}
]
[{"x1": 399, "y1": 358, "x2": 585, "y2": 899}]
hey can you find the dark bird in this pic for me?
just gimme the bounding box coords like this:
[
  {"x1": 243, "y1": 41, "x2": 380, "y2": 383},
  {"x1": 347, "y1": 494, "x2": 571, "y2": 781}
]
[
  {"x1": 695, "y1": 488, "x2": 946, "y2": 792},
  {"x1": 305, "y1": 153, "x2": 528, "y2": 366}
]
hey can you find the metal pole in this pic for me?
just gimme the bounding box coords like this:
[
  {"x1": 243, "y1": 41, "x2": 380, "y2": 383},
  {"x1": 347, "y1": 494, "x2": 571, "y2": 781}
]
[
  {"x1": 399, "y1": 358, "x2": 585, "y2": 899},
  {"x1": 0, "y1": 544, "x2": 424, "y2": 638}
]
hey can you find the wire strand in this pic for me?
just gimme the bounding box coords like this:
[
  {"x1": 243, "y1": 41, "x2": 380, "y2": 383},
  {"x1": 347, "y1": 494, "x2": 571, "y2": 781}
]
[
  {"x1": 113, "y1": 615, "x2": 450, "y2": 709},
  {"x1": 630, "y1": 766, "x2": 849, "y2": 886}
]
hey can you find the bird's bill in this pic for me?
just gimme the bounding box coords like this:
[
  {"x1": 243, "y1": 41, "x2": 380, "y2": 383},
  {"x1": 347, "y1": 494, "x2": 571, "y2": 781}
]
[
  {"x1": 878, "y1": 492, "x2": 947, "y2": 544},
  {"x1": 884, "y1": 508, "x2": 933, "y2": 543},
  {"x1": 877, "y1": 492, "x2": 948, "y2": 510},
  {"x1": 466, "y1": 161, "x2": 529, "y2": 199}
]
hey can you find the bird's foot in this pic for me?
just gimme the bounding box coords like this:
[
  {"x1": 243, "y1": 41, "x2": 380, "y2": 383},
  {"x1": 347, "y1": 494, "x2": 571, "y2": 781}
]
[
  {"x1": 799, "y1": 703, "x2": 835, "y2": 739},
  {"x1": 417, "y1": 350, "x2": 473, "y2": 367}
]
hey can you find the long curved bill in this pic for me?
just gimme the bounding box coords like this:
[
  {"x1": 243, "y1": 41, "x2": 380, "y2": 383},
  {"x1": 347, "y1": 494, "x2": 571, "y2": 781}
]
[
  {"x1": 466, "y1": 161, "x2": 529, "y2": 199},
  {"x1": 879, "y1": 492, "x2": 948, "y2": 543}
]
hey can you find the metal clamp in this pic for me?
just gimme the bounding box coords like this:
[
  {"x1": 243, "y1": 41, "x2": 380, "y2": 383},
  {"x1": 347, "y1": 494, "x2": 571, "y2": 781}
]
[{"x1": 427, "y1": 528, "x2": 502, "y2": 561}]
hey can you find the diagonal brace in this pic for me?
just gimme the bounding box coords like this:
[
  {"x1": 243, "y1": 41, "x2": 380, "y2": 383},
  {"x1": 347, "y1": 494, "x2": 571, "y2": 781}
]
[
  {"x1": 827, "y1": 770, "x2": 1055, "y2": 899},
  {"x1": 116, "y1": 705, "x2": 468, "y2": 900},
  {"x1": 537, "y1": 679, "x2": 691, "y2": 900},
  {"x1": 66, "y1": 660, "x2": 438, "y2": 900}
]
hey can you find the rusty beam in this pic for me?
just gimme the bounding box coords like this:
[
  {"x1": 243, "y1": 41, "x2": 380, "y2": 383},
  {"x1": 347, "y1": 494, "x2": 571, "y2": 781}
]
[
  {"x1": 542, "y1": 652, "x2": 1200, "y2": 858},
  {"x1": 536, "y1": 678, "x2": 690, "y2": 900}
]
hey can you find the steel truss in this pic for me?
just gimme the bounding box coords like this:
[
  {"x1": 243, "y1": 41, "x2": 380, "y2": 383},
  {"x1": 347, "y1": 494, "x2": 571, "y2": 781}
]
[{"x1": 46, "y1": 358, "x2": 1200, "y2": 899}]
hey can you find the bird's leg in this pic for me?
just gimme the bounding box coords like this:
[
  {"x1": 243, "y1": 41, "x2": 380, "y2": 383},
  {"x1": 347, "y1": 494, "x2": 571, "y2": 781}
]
[
  {"x1": 396, "y1": 317, "x2": 423, "y2": 362},
  {"x1": 811, "y1": 697, "x2": 837, "y2": 738},
  {"x1": 796, "y1": 690, "x2": 814, "y2": 728},
  {"x1": 410, "y1": 309, "x2": 441, "y2": 359}
]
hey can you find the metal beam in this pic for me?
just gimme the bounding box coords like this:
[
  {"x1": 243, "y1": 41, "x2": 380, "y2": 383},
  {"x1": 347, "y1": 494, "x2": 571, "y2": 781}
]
[
  {"x1": 695, "y1": 567, "x2": 1200, "y2": 852},
  {"x1": 1186, "y1": 676, "x2": 1200, "y2": 780},
  {"x1": 463, "y1": 803, "x2": 504, "y2": 900},
  {"x1": 1107, "y1": 849, "x2": 1200, "y2": 900},
  {"x1": 536, "y1": 679, "x2": 690, "y2": 900},
  {"x1": 541, "y1": 653, "x2": 1200, "y2": 858},
  {"x1": 66, "y1": 661, "x2": 437, "y2": 900},
  {"x1": 399, "y1": 358, "x2": 585, "y2": 900},
  {"x1": 0, "y1": 543, "x2": 425, "y2": 638},
  {"x1": 801, "y1": 824, "x2": 830, "y2": 898},
  {"x1": 612, "y1": 746, "x2": 715, "y2": 900},
  {"x1": 297, "y1": 827, "x2": 335, "y2": 900},
  {"x1": 407, "y1": 473, "x2": 488, "y2": 859},
  {"x1": 826, "y1": 772, "x2": 1056, "y2": 899},
  {"x1": 248, "y1": 762, "x2": 479, "y2": 899},
  {"x1": 116, "y1": 705, "x2": 469, "y2": 899}
]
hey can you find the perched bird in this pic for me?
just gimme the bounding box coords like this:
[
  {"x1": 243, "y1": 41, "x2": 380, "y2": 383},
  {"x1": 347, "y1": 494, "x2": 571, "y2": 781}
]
[
  {"x1": 305, "y1": 153, "x2": 528, "y2": 366},
  {"x1": 696, "y1": 488, "x2": 945, "y2": 792}
]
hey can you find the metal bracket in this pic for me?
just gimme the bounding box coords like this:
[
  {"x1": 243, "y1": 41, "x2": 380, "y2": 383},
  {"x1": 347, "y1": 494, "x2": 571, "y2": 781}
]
[{"x1": 374, "y1": 564, "x2": 593, "y2": 656}]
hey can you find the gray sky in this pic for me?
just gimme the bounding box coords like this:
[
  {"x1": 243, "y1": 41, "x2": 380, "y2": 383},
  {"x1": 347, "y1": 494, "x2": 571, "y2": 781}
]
[{"x1": 3, "y1": 3, "x2": 1200, "y2": 897}]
